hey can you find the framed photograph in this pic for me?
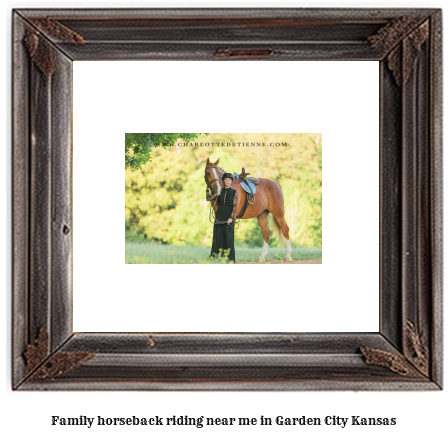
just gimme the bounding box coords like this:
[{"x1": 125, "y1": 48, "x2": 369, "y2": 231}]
[
  {"x1": 123, "y1": 133, "x2": 323, "y2": 266},
  {"x1": 12, "y1": 8, "x2": 442, "y2": 390}
]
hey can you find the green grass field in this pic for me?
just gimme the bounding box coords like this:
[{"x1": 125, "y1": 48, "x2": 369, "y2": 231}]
[{"x1": 125, "y1": 241, "x2": 322, "y2": 264}]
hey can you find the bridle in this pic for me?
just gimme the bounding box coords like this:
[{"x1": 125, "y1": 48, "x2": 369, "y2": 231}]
[{"x1": 204, "y1": 165, "x2": 222, "y2": 201}]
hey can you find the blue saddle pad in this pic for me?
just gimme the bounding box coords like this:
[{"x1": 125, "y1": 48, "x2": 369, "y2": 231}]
[{"x1": 233, "y1": 173, "x2": 257, "y2": 195}]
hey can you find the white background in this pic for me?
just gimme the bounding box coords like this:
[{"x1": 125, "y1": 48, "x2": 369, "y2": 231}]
[
  {"x1": 73, "y1": 60, "x2": 379, "y2": 332},
  {"x1": 3, "y1": 1, "x2": 447, "y2": 438}
]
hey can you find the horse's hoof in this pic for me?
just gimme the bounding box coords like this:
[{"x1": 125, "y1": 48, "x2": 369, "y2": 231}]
[{"x1": 285, "y1": 257, "x2": 292, "y2": 262}]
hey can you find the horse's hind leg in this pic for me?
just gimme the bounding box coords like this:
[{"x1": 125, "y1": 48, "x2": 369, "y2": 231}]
[
  {"x1": 272, "y1": 213, "x2": 293, "y2": 261},
  {"x1": 256, "y1": 210, "x2": 270, "y2": 262}
]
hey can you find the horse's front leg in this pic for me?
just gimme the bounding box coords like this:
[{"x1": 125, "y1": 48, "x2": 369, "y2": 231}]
[{"x1": 256, "y1": 211, "x2": 270, "y2": 262}]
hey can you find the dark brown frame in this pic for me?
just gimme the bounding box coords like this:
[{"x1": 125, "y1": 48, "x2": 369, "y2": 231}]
[{"x1": 12, "y1": 8, "x2": 442, "y2": 390}]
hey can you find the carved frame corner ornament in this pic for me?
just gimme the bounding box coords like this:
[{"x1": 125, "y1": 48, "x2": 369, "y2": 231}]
[
  {"x1": 24, "y1": 328, "x2": 95, "y2": 381},
  {"x1": 360, "y1": 320, "x2": 430, "y2": 380},
  {"x1": 12, "y1": 8, "x2": 442, "y2": 390},
  {"x1": 367, "y1": 17, "x2": 430, "y2": 86},
  {"x1": 23, "y1": 18, "x2": 85, "y2": 76},
  {"x1": 360, "y1": 346, "x2": 424, "y2": 379},
  {"x1": 405, "y1": 320, "x2": 429, "y2": 377}
]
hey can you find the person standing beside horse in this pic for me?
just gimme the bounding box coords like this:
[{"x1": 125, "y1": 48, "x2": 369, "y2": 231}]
[
  {"x1": 205, "y1": 157, "x2": 293, "y2": 263},
  {"x1": 210, "y1": 173, "x2": 238, "y2": 263}
]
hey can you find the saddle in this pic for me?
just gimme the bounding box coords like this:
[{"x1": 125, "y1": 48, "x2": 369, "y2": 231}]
[
  {"x1": 234, "y1": 167, "x2": 258, "y2": 219},
  {"x1": 234, "y1": 167, "x2": 258, "y2": 195}
]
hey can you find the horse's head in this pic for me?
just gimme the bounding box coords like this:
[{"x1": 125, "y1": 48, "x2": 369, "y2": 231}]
[{"x1": 204, "y1": 158, "x2": 222, "y2": 200}]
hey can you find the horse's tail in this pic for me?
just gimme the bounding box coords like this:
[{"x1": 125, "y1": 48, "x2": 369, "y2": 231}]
[{"x1": 269, "y1": 213, "x2": 285, "y2": 246}]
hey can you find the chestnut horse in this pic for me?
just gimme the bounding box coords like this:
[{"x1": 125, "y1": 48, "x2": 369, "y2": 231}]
[{"x1": 204, "y1": 157, "x2": 292, "y2": 262}]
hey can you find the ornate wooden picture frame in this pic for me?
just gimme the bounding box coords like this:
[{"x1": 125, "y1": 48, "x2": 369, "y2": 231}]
[{"x1": 12, "y1": 8, "x2": 442, "y2": 390}]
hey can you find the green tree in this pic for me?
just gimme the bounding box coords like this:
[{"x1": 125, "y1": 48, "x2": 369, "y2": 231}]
[
  {"x1": 125, "y1": 146, "x2": 198, "y2": 242},
  {"x1": 125, "y1": 133, "x2": 208, "y2": 171}
]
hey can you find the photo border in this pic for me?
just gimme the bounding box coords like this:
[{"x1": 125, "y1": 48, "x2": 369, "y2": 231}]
[{"x1": 12, "y1": 8, "x2": 443, "y2": 390}]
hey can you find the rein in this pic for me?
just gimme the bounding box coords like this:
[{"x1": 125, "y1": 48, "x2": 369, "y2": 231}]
[{"x1": 208, "y1": 196, "x2": 239, "y2": 229}]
